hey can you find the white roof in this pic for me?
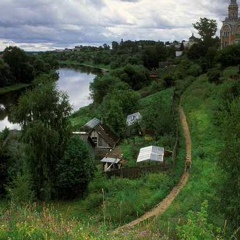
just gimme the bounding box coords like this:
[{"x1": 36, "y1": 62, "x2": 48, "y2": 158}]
[
  {"x1": 100, "y1": 157, "x2": 121, "y2": 163},
  {"x1": 137, "y1": 146, "x2": 164, "y2": 162},
  {"x1": 126, "y1": 112, "x2": 142, "y2": 126}
]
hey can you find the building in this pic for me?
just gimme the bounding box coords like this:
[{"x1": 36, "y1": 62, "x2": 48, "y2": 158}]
[
  {"x1": 78, "y1": 118, "x2": 119, "y2": 158},
  {"x1": 220, "y1": 0, "x2": 240, "y2": 48}
]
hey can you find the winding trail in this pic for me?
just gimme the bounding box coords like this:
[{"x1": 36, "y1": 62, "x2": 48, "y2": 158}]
[{"x1": 113, "y1": 105, "x2": 192, "y2": 233}]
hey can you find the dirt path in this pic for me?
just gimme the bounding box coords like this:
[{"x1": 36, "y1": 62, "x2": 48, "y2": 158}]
[{"x1": 113, "y1": 105, "x2": 192, "y2": 233}]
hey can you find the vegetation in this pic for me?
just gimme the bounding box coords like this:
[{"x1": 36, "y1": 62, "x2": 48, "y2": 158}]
[{"x1": 1, "y1": 18, "x2": 240, "y2": 238}]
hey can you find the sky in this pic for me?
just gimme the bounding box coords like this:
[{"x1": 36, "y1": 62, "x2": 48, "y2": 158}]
[{"x1": 0, "y1": 0, "x2": 229, "y2": 51}]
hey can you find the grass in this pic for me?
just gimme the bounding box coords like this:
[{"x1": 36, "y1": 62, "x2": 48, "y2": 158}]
[
  {"x1": 2, "y1": 69, "x2": 234, "y2": 239},
  {"x1": 129, "y1": 73, "x2": 229, "y2": 238}
]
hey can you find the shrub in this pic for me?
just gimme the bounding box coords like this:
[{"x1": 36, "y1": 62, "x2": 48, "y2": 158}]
[
  {"x1": 56, "y1": 136, "x2": 96, "y2": 199},
  {"x1": 207, "y1": 68, "x2": 222, "y2": 84}
]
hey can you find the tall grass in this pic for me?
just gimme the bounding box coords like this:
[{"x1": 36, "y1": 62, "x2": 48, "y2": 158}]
[{"x1": 135, "y1": 73, "x2": 230, "y2": 239}]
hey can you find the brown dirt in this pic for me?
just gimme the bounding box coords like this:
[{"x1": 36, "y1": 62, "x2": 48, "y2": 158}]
[{"x1": 113, "y1": 105, "x2": 192, "y2": 233}]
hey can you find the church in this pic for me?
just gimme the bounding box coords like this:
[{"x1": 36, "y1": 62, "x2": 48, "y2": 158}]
[{"x1": 220, "y1": 0, "x2": 240, "y2": 48}]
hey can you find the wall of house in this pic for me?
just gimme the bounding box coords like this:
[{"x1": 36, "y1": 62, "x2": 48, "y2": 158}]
[{"x1": 90, "y1": 130, "x2": 110, "y2": 148}]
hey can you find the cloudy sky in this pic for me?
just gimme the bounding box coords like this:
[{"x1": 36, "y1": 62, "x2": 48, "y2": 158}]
[{"x1": 0, "y1": 0, "x2": 229, "y2": 51}]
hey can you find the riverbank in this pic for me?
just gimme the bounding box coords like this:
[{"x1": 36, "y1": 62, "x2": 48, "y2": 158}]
[
  {"x1": 0, "y1": 83, "x2": 30, "y2": 95},
  {"x1": 59, "y1": 60, "x2": 110, "y2": 73}
]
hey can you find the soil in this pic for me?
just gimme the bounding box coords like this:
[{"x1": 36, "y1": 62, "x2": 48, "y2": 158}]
[{"x1": 113, "y1": 105, "x2": 192, "y2": 233}]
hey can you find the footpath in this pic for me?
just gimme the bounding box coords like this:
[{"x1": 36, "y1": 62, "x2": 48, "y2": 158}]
[{"x1": 113, "y1": 105, "x2": 192, "y2": 233}]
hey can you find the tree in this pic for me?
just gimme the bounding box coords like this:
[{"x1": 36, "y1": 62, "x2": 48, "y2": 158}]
[
  {"x1": 193, "y1": 18, "x2": 217, "y2": 46},
  {"x1": 100, "y1": 82, "x2": 140, "y2": 136},
  {"x1": 216, "y1": 44, "x2": 240, "y2": 68},
  {"x1": 141, "y1": 92, "x2": 174, "y2": 138},
  {"x1": 0, "y1": 59, "x2": 14, "y2": 87},
  {"x1": 112, "y1": 64, "x2": 150, "y2": 90},
  {"x1": 56, "y1": 136, "x2": 95, "y2": 199},
  {"x1": 12, "y1": 78, "x2": 72, "y2": 200},
  {"x1": 3, "y1": 46, "x2": 35, "y2": 83},
  {"x1": 90, "y1": 74, "x2": 119, "y2": 104}
]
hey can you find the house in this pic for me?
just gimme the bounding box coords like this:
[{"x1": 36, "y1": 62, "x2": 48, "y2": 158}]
[{"x1": 79, "y1": 118, "x2": 119, "y2": 158}]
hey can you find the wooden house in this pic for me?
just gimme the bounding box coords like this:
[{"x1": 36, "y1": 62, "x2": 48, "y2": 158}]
[{"x1": 79, "y1": 118, "x2": 119, "y2": 158}]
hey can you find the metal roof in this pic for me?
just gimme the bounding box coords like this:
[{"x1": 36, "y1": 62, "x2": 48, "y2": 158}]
[
  {"x1": 100, "y1": 157, "x2": 121, "y2": 163},
  {"x1": 126, "y1": 112, "x2": 142, "y2": 126},
  {"x1": 137, "y1": 146, "x2": 164, "y2": 162},
  {"x1": 85, "y1": 118, "x2": 101, "y2": 129}
]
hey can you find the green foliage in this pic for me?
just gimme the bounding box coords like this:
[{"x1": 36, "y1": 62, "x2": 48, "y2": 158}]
[
  {"x1": 177, "y1": 201, "x2": 224, "y2": 240},
  {"x1": 90, "y1": 74, "x2": 119, "y2": 104},
  {"x1": 140, "y1": 90, "x2": 175, "y2": 138},
  {"x1": 216, "y1": 98, "x2": 240, "y2": 228},
  {"x1": 216, "y1": 44, "x2": 240, "y2": 68},
  {"x1": 56, "y1": 136, "x2": 96, "y2": 199},
  {"x1": 0, "y1": 59, "x2": 14, "y2": 87},
  {"x1": 112, "y1": 64, "x2": 150, "y2": 90},
  {"x1": 193, "y1": 18, "x2": 217, "y2": 46},
  {"x1": 11, "y1": 78, "x2": 72, "y2": 200},
  {"x1": 3, "y1": 46, "x2": 35, "y2": 84},
  {"x1": 207, "y1": 68, "x2": 222, "y2": 84},
  {"x1": 99, "y1": 84, "x2": 140, "y2": 136},
  {"x1": 6, "y1": 172, "x2": 35, "y2": 206}
]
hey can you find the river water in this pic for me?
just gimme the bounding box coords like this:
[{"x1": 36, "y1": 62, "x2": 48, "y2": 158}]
[{"x1": 0, "y1": 67, "x2": 97, "y2": 131}]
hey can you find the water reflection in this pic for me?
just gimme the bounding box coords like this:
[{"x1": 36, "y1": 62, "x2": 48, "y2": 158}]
[
  {"x1": 57, "y1": 68, "x2": 96, "y2": 111},
  {"x1": 0, "y1": 67, "x2": 97, "y2": 131}
]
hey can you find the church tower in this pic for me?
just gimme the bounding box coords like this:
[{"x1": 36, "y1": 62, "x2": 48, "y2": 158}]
[
  {"x1": 220, "y1": 0, "x2": 240, "y2": 48},
  {"x1": 228, "y1": 0, "x2": 238, "y2": 19}
]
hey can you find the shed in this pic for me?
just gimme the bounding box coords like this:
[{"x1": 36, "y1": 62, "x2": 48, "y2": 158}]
[
  {"x1": 137, "y1": 146, "x2": 164, "y2": 163},
  {"x1": 101, "y1": 157, "x2": 121, "y2": 172},
  {"x1": 126, "y1": 112, "x2": 142, "y2": 126}
]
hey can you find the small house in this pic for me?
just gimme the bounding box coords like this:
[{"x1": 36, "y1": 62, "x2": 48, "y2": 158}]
[{"x1": 80, "y1": 118, "x2": 119, "y2": 158}]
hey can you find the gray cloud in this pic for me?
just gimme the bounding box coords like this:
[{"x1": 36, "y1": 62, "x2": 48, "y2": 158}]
[{"x1": 0, "y1": 0, "x2": 231, "y2": 51}]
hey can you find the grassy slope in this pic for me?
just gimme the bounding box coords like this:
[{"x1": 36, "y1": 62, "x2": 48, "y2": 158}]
[
  {"x1": 131, "y1": 74, "x2": 225, "y2": 238},
  {"x1": 1, "y1": 69, "x2": 235, "y2": 239}
]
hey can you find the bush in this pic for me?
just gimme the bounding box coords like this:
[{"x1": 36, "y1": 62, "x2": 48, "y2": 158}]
[
  {"x1": 6, "y1": 172, "x2": 35, "y2": 206},
  {"x1": 207, "y1": 68, "x2": 222, "y2": 84},
  {"x1": 56, "y1": 136, "x2": 96, "y2": 199}
]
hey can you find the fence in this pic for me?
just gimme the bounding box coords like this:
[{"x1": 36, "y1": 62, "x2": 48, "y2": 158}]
[{"x1": 105, "y1": 164, "x2": 171, "y2": 179}]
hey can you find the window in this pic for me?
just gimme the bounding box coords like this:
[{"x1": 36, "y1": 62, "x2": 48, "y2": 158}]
[{"x1": 92, "y1": 137, "x2": 98, "y2": 146}]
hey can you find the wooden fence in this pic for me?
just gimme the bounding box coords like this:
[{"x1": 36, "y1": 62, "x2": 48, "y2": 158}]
[{"x1": 105, "y1": 164, "x2": 171, "y2": 180}]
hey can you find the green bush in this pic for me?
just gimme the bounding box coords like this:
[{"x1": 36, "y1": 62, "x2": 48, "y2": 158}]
[
  {"x1": 207, "y1": 68, "x2": 221, "y2": 84},
  {"x1": 56, "y1": 136, "x2": 96, "y2": 199},
  {"x1": 6, "y1": 172, "x2": 35, "y2": 206}
]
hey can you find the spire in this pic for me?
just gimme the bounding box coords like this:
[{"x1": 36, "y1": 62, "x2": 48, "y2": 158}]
[
  {"x1": 228, "y1": 0, "x2": 238, "y2": 19},
  {"x1": 230, "y1": 0, "x2": 237, "y2": 5}
]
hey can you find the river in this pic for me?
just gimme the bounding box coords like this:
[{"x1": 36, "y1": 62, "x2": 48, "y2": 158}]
[{"x1": 0, "y1": 67, "x2": 97, "y2": 131}]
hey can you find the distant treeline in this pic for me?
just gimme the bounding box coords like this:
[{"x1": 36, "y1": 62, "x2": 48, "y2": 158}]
[{"x1": 0, "y1": 46, "x2": 59, "y2": 88}]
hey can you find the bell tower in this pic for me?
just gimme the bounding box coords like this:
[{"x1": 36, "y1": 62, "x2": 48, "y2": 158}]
[{"x1": 228, "y1": 0, "x2": 238, "y2": 19}]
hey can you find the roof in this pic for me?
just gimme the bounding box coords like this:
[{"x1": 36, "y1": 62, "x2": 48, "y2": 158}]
[
  {"x1": 101, "y1": 157, "x2": 121, "y2": 163},
  {"x1": 82, "y1": 117, "x2": 119, "y2": 147},
  {"x1": 126, "y1": 112, "x2": 142, "y2": 126},
  {"x1": 137, "y1": 146, "x2": 164, "y2": 162},
  {"x1": 84, "y1": 118, "x2": 101, "y2": 129}
]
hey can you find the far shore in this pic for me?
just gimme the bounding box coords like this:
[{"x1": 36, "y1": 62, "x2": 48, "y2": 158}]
[{"x1": 0, "y1": 84, "x2": 30, "y2": 95}]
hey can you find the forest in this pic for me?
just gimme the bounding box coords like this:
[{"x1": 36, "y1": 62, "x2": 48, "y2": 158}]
[{"x1": 0, "y1": 18, "x2": 239, "y2": 239}]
